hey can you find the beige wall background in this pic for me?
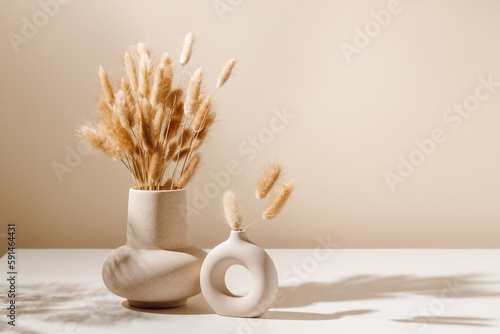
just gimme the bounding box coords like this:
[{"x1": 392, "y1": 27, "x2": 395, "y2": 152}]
[{"x1": 1, "y1": 0, "x2": 499, "y2": 249}]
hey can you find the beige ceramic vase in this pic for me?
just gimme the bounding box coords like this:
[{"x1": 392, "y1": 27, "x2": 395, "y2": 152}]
[
  {"x1": 200, "y1": 230, "x2": 278, "y2": 317},
  {"x1": 102, "y1": 188, "x2": 206, "y2": 308}
]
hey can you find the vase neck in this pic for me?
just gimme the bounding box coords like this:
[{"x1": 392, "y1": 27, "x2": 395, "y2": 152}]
[
  {"x1": 126, "y1": 189, "x2": 189, "y2": 250},
  {"x1": 229, "y1": 230, "x2": 251, "y2": 243}
]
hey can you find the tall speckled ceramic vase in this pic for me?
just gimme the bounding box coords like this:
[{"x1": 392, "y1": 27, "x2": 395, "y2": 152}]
[
  {"x1": 200, "y1": 230, "x2": 278, "y2": 317},
  {"x1": 102, "y1": 188, "x2": 206, "y2": 309}
]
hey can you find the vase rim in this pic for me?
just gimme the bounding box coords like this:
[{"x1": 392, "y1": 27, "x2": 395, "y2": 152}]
[{"x1": 130, "y1": 187, "x2": 186, "y2": 193}]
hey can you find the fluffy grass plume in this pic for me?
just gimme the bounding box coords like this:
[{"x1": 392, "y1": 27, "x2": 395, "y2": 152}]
[
  {"x1": 137, "y1": 43, "x2": 151, "y2": 99},
  {"x1": 255, "y1": 162, "x2": 282, "y2": 199},
  {"x1": 217, "y1": 58, "x2": 236, "y2": 89},
  {"x1": 150, "y1": 53, "x2": 172, "y2": 107},
  {"x1": 124, "y1": 52, "x2": 138, "y2": 91},
  {"x1": 263, "y1": 180, "x2": 294, "y2": 220},
  {"x1": 184, "y1": 67, "x2": 203, "y2": 116},
  {"x1": 180, "y1": 32, "x2": 194, "y2": 66},
  {"x1": 78, "y1": 34, "x2": 235, "y2": 190},
  {"x1": 177, "y1": 153, "x2": 201, "y2": 189},
  {"x1": 191, "y1": 95, "x2": 211, "y2": 132},
  {"x1": 114, "y1": 90, "x2": 132, "y2": 131},
  {"x1": 223, "y1": 191, "x2": 243, "y2": 230},
  {"x1": 98, "y1": 66, "x2": 115, "y2": 105}
]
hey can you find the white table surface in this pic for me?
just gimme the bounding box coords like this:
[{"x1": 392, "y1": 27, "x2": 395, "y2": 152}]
[{"x1": 1, "y1": 249, "x2": 499, "y2": 334}]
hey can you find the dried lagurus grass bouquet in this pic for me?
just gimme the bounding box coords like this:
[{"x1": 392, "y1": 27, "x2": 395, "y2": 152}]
[
  {"x1": 223, "y1": 162, "x2": 294, "y2": 230},
  {"x1": 79, "y1": 33, "x2": 236, "y2": 190}
]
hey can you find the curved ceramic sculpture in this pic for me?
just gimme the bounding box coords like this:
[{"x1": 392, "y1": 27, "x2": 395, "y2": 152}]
[
  {"x1": 102, "y1": 188, "x2": 207, "y2": 308},
  {"x1": 200, "y1": 230, "x2": 278, "y2": 317}
]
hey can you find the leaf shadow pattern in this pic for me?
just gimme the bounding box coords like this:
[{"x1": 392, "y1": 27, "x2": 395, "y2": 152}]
[
  {"x1": 0, "y1": 282, "x2": 156, "y2": 334},
  {"x1": 393, "y1": 316, "x2": 496, "y2": 327},
  {"x1": 276, "y1": 274, "x2": 500, "y2": 309}
]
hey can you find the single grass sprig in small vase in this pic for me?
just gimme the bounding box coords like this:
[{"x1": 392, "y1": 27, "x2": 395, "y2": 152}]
[
  {"x1": 200, "y1": 162, "x2": 294, "y2": 318},
  {"x1": 224, "y1": 161, "x2": 294, "y2": 231}
]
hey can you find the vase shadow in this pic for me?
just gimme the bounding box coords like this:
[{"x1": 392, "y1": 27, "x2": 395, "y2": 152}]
[
  {"x1": 262, "y1": 309, "x2": 374, "y2": 320},
  {"x1": 121, "y1": 293, "x2": 213, "y2": 315}
]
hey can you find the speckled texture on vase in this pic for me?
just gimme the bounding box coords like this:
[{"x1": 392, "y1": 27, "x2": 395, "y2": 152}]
[
  {"x1": 200, "y1": 230, "x2": 278, "y2": 317},
  {"x1": 102, "y1": 188, "x2": 206, "y2": 309}
]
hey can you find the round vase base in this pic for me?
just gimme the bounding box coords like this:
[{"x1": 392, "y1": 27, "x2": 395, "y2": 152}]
[{"x1": 127, "y1": 298, "x2": 187, "y2": 309}]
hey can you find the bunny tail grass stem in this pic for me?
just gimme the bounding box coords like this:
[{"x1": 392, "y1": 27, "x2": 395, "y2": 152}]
[
  {"x1": 166, "y1": 67, "x2": 185, "y2": 190},
  {"x1": 129, "y1": 161, "x2": 139, "y2": 188},
  {"x1": 169, "y1": 116, "x2": 186, "y2": 189},
  {"x1": 131, "y1": 163, "x2": 140, "y2": 188},
  {"x1": 243, "y1": 217, "x2": 263, "y2": 230},
  {"x1": 121, "y1": 158, "x2": 138, "y2": 188},
  {"x1": 170, "y1": 140, "x2": 184, "y2": 189},
  {"x1": 241, "y1": 197, "x2": 257, "y2": 226},
  {"x1": 176, "y1": 110, "x2": 199, "y2": 180},
  {"x1": 120, "y1": 158, "x2": 130, "y2": 171}
]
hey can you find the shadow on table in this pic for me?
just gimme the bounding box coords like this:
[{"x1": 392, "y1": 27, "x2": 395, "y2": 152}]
[
  {"x1": 263, "y1": 309, "x2": 374, "y2": 321},
  {"x1": 0, "y1": 282, "x2": 156, "y2": 334},
  {"x1": 393, "y1": 316, "x2": 496, "y2": 327},
  {"x1": 123, "y1": 296, "x2": 375, "y2": 321},
  {"x1": 273, "y1": 273, "x2": 499, "y2": 324},
  {"x1": 4, "y1": 273, "x2": 498, "y2": 330},
  {"x1": 0, "y1": 282, "x2": 215, "y2": 334},
  {"x1": 276, "y1": 273, "x2": 500, "y2": 308}
]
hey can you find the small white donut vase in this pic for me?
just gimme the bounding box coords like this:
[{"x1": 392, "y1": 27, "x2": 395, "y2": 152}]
[{"x1": 200, "y1": 230, "x2": 278, "y2": 318}]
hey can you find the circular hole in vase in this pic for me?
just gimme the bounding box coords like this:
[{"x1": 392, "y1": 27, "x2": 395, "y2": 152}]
[{"x1": 224, "y1": 265, "x2": 253, "y2": 297}]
